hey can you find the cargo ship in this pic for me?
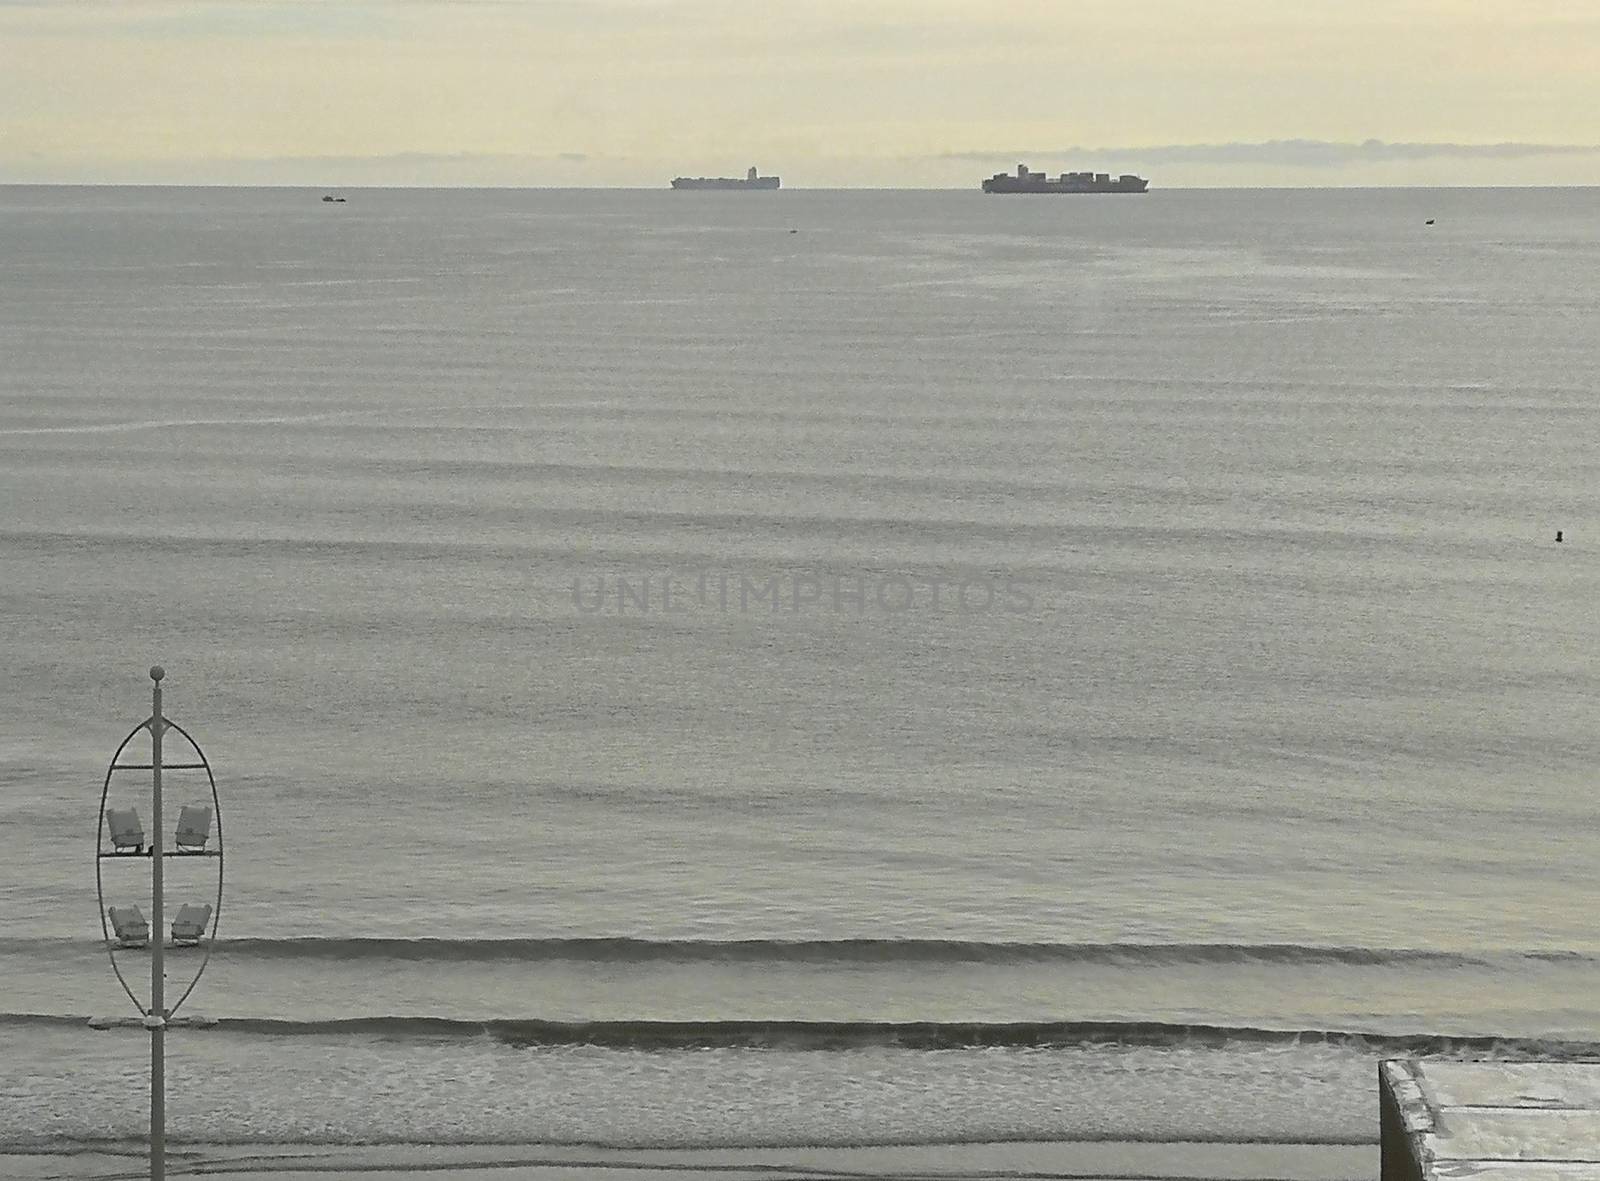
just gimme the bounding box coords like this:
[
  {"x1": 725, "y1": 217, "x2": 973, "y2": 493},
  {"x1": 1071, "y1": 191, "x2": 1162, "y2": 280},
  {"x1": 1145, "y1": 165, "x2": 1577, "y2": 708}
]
[
  {"x1": 671, "y1": 166, "x2": 780, "y2": 190},
  {"x1": 982, "y1": 164, "x2": 1148, "y2": 194}
]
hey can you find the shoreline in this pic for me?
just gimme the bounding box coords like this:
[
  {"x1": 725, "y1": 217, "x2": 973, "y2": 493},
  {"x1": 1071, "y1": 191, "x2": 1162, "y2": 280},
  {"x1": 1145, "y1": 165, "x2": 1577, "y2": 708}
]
[{"x1": 5, "y1": 1140, "x2": 1375, "y2": 1179}]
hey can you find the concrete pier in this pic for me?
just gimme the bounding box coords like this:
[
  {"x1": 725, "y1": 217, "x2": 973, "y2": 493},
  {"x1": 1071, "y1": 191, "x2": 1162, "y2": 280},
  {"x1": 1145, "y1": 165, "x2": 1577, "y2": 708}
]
[{"x1": 1382, "y1": 1059, "x2": 1600, "y2": 1178}]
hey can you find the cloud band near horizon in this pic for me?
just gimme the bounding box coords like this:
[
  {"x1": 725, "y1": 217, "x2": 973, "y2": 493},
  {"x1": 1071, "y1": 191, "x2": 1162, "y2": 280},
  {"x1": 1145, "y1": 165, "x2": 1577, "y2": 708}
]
[{"x1": 942, "y1": 141, "x2": 1600, "y2": 168}]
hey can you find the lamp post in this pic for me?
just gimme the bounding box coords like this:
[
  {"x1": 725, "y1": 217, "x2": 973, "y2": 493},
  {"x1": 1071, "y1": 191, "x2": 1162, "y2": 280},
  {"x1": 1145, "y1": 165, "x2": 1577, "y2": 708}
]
[{"x1": 95, "y1": 667, "x2": 224, "y2": 1181}]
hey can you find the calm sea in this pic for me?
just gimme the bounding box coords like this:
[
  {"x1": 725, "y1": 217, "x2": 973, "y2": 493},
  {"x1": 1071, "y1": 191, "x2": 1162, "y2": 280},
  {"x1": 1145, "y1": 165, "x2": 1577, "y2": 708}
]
[{"x1": 2, "y1": 184, "x2": 1598, "y2": 1154}]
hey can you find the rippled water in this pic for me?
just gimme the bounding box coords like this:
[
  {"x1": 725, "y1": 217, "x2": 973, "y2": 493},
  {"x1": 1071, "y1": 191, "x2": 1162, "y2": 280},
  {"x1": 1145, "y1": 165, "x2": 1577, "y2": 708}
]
[{"x1": 2, "y1": 184, "x2": 1598, "y2": 1150}]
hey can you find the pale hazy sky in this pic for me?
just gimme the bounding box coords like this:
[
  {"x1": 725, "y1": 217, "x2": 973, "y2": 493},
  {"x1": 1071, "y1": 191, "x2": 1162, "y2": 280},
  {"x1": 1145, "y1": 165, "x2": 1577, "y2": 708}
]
[{"x1": 3, "y1": 0, "x2": 1597, "y2": 187}]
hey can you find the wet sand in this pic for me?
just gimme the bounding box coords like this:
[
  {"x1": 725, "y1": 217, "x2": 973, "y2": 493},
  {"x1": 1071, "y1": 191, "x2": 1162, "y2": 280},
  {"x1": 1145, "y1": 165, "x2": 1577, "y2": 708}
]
[{"x1": 6, "y1": 1140, "x2": 1374, "y2": 1179}]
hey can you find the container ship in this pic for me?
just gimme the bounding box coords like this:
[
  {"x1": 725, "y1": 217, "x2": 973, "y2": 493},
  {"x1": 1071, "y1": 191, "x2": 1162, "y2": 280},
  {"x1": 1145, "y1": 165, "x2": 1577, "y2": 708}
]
[
  {"x1": 671, "y1": 166, "x2": 780, "y2": 190},
  {"x1": 982, "y1": 164, "x2": 1148, "y2": 194}
]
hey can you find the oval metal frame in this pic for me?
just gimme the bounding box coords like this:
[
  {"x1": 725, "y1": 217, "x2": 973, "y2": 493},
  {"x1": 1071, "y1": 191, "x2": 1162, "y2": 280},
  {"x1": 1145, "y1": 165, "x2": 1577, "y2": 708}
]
[{"x1": 96, "y1": 717, "x2": 224, "y2": 1018}]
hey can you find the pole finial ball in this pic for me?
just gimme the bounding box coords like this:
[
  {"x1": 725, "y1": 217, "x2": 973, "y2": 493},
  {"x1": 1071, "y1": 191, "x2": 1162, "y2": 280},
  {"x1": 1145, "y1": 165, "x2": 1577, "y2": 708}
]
[{"x1": 149, "y1": 665, "x2": 166, "y2": 682}]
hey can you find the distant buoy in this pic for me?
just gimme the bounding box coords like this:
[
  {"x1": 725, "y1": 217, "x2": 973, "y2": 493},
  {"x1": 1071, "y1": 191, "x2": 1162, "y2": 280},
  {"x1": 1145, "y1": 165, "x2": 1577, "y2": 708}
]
[{"x1": 1556, "y1": 530, "x2": 1564, "y2": 543}]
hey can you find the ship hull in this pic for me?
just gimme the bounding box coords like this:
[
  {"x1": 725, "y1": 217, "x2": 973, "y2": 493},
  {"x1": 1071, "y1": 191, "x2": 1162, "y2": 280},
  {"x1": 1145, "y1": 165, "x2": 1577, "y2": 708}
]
[
  {"x1": 982, "y1": 178, "x2": 1148, "y2": 194},
  {"x1": 671, "y1": 177, "x2": 781, "y2": 190}
]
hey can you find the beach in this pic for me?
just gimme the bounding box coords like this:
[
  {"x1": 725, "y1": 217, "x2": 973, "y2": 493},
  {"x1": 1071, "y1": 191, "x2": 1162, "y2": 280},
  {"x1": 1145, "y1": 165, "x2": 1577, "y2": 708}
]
[{"x1": 7, "y1": 1141, "x2": 1376, "y2": 1180}]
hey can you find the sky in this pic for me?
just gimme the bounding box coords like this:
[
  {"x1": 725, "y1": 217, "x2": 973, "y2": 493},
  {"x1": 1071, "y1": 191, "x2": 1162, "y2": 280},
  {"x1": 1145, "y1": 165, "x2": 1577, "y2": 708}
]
[{"x1": 2, "y1": 0, "x2": 1598, "y2": 187}]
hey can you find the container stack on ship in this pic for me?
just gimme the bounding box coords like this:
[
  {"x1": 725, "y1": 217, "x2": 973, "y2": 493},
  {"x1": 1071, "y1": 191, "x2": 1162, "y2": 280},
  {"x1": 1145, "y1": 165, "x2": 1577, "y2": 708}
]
[
  {"x1": 671, "y1": 166, "x2": 781, "y2": 190},
  {"x1": 981, "y1": 164, "x2": 1149, "y2": 193}
]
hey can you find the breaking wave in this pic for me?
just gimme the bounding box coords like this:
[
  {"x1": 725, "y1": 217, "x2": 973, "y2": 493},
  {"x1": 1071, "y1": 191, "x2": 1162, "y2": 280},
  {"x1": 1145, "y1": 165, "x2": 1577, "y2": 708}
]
[
  {"x1": 10, "y1": 1009, "x2": 1600, "y2": 1057},
  {"x1": 126, "y1": 935, "x2": 1565, "y2": 968}
]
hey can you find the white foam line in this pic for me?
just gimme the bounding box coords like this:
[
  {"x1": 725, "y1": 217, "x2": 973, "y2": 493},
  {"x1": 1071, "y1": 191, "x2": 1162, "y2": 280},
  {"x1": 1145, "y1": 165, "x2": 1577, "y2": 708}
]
[{"x1": 0, "y1": 413, "x2": 350, "y2": 437}]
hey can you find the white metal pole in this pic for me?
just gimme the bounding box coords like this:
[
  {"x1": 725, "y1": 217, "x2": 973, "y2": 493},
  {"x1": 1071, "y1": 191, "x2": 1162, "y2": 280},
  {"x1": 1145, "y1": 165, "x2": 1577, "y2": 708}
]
[{"x1": 149, "y1": 665, "x2": 166, "y2": 1181}]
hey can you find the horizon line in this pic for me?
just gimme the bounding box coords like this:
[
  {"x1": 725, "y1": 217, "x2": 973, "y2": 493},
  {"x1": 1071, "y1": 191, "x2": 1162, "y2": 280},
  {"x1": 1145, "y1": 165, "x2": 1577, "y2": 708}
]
[{"x1": 5, "y1": 181, "x2": 1600, "y2": 192}]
